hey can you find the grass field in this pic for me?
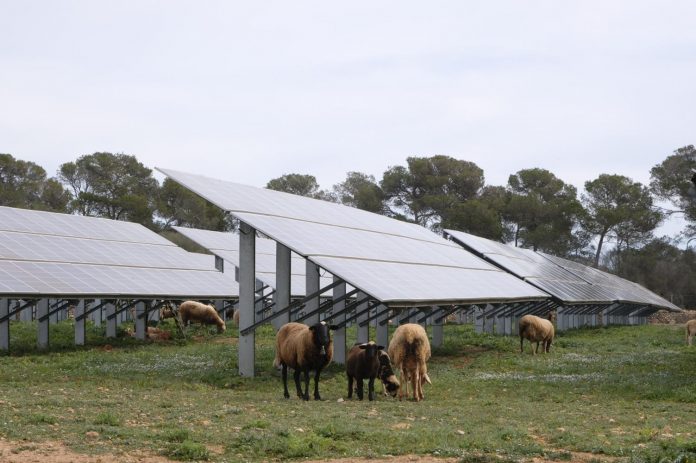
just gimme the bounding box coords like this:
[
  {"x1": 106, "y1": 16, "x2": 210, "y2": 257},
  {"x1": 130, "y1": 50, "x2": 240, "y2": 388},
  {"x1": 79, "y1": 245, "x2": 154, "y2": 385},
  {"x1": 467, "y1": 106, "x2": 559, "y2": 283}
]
[{"x1": 0, "y1": 320, "x2": 695, "y2": 463}]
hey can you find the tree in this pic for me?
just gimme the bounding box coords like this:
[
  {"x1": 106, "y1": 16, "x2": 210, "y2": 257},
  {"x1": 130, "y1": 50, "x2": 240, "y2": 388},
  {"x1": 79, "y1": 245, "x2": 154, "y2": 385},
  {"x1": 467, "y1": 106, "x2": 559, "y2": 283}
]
[
  {"x1": 505, "y1": 168, "x2": 584, "y2": 255},
  {"x1": 650, "y1": 145, "x2": 696, "y2": 233},
  {"x1": 0, "y1": 153, "x2": 71, "y2": 212},
  {"x1": 441, "y1": 185, "x2": 512, "y2": 241},
  {"x1": 58, "y1": 152, "x2": 159, "y2": 228},
  {"x1": 332, "y1": 172, "x2": 385, "y2": 213},
  {"x1": 582, "y1": 174, "x2": 662, "y2": 267},
  {"x1": 156, "y1": 178, "x2": 230, "y2": 231},
  {"x1": 381, "y1": 155, "x2": 484, "y2": 228},
  {"x1": 266, "y1": 174, "x2": 334, "y2": 201}
]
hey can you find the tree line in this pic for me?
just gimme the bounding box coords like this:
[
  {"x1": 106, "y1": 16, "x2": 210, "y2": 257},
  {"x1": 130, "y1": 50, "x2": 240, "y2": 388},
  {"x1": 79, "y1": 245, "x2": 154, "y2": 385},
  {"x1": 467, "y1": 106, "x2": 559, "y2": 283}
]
[{"x1": 2, "y1": 148, "x2": 696, "y2": 307}]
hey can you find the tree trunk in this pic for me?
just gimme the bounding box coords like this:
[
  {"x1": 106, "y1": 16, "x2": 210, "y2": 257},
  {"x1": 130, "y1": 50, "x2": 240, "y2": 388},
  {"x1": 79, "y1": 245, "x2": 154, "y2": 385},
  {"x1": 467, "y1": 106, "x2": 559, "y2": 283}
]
[{"x1": 593, "y1": 230, "x2": 608, "y2": 268}]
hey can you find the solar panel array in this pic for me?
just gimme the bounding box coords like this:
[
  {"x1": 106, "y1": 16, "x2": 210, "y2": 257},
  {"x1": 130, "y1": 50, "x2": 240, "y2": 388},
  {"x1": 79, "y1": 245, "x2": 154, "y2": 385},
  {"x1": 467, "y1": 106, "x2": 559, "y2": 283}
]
[
  {"x1": 0, "y1": 206, "x2": 239, "y2": 298},
  {"x1": 444, "y1": 228, "x2": 679, "y2": 311},
  {"x1": 173, "y1": 226, "x2": 334, "y2": 296},
  {"x1": 158, "y1": 168, "x2": 550, "y2": 306}
]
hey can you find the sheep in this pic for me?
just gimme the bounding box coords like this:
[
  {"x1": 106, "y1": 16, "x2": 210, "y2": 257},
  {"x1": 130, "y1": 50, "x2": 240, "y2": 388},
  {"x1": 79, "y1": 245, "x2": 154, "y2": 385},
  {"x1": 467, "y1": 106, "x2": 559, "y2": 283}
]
[
  {"x1": 232, "y1": 308, "x2": 240, "y2": 326},
  {"x1": 346, "y1": 341, "x2": 384, "y2": 401},
  {"x1": 518, "y1": 311, "x2": 556, "y2": 354},
  {"x1": 377, "y1": 349, "x2": 400, "y2": 397},
  {"x1": 388, "y1": 323, "x2": 432, "y2": 402},
  {"x1": 178, "y1": 300, "x2": 226, "y2": 333},
  {"x1": 273, "y1": 321, "x2": 338, "y2": 401},
  {"x1": 686, "y1": 320, "x2": 696, "y2": 346}
]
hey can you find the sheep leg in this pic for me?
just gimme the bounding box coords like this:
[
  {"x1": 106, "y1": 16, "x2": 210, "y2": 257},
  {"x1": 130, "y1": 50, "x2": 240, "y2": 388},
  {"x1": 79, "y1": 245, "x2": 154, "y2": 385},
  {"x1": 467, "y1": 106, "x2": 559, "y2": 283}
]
[
  {"x1": 282, "y1": 364, "x2": 290, "y2": 399},
  {"x1": 313, "y1": 369, "x2": 322, "y2": 400},
  {"x1": 293, "y1": 369, "x2": 303, "y2": 399},
  {"x1": 411, "y1": 370, "x2": 419, "y2": 401},
  {"x1": 534, "y1": 341, "x2": 539, "y2": 355},
  {"x1": 356, "y1": 378, "x2": 364, "y2": 400},
  {"x1": 368, "y1": 377, "x2": 375, "y2": 401},
  {"x1": 347, "y1": 375, "x2": 354, "y2": 399},
  {"x1": 398, "y1": 367, "x2": 406, "y2": 401}
]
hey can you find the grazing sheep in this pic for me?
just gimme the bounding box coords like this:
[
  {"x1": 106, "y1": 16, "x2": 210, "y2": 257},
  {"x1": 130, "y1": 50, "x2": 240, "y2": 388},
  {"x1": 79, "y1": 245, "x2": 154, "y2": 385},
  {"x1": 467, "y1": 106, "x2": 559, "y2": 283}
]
[
  {"x1": 232, "y1": 308, "x2": 240, "y2": 326},
  {"x1": 519, "y1": 311, "x2": 556, "y2": 354},
  {"x1": 160, "y1": 303, "x2": 176, "y2": 320},
  {"x1": 686, "y1": 320, "x2": 696, "y2": 346},
  {"x1": 377, "y1": 349, "x2": 400, "y2": 397},
  {"x1": 178, "y1": 300, "x2": 226, "y2": 333},
  {"x1": 388, "y1": 323, "x2": 432, "y2": 402},
  {"x1": 346, "y1": 342, "x2": 384, "y2": 401},
  {"x1": 274, "y1": 321, "x2": 337, "y2": 401}
]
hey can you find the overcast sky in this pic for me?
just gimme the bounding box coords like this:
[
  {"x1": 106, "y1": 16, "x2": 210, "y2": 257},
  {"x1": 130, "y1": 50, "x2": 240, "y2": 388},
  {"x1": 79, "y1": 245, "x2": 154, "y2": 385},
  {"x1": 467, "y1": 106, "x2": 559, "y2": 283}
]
[{"x1": 2, "y1": 1, "x2": 695, "y2": 235}]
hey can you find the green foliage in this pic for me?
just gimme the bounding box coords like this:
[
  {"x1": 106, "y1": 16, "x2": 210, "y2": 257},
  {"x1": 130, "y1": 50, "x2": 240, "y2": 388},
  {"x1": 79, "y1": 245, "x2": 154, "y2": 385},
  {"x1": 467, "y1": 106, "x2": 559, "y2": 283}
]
[
  {"x1": 583, "y1": 174, "x2": 662, "y2": 266},
  {"x1": 156, "y1": 178, "x2": 230, "y2": 231},
  {"x1": 93, "y1": 412, "x2": 121, "y2": 426},
  {"x1": 0, "y1": 153, "x2": 71, "y2": 211},
  {"x1": 381, "y1": 155, "x2": 485, "y2": 228},
  {"x1": 332, "y1": 171, "x2": 385, "y2": 213},
  {"x1": 505, "y1": 168, "x2": 585, "y2": 255},
  {"x1": 58, "y1": 152, "x2": 159, "y2": 228},
  {"x1": 266, "y1": 173, "x2": 334, "y2": 200},
  {"x1": 650, "y1": 145, "x2": 696, "y2": 224},
  {"x1": 164, "y1": 440, "x2": 210, "y2": 461}
]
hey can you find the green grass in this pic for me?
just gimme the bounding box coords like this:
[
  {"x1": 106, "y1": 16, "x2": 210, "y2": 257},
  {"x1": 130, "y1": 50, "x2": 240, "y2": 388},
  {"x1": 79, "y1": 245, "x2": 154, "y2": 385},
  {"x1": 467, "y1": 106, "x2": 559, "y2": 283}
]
[{"x1": 1, "y1": 320, "x2": 695, "y2": 462}]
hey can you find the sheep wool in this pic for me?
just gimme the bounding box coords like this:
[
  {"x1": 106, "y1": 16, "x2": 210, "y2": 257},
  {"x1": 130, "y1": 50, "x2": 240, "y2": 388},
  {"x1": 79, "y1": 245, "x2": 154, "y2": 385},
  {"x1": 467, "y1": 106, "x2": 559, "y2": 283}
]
[
  {"x1": 178, "y1": 300, "x2": 226, "y2": 333},
  {"x1": 518, "y1": 312, "x2": 555, "y2": 354},
  {"x1": 388, "y1": 323, "x2": 431, "y2": 402},
  {"x1": 686, "y1": 319, "x2": 696, "y2": 346}
]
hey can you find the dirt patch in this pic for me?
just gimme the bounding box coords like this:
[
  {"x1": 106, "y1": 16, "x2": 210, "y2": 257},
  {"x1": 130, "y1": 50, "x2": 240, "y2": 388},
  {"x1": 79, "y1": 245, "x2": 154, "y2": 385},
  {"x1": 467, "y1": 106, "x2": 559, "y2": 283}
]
[
  {"x1": 0, "y1": 439, "x2": 175, "y2": 463},
  {"x1": 304, "y1": 457, "x2": 460, "y2": 463}
]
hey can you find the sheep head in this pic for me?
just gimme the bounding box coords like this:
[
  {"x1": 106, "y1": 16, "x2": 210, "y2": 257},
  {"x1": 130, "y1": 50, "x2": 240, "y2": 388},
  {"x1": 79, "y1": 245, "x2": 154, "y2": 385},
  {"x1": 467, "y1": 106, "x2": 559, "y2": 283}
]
[
  {"x1": 309, "y1": 321, "x2": 338, "y2": 356},
  {"x1": 358, "y1": 341, "x2": 384, "y2": 360}
]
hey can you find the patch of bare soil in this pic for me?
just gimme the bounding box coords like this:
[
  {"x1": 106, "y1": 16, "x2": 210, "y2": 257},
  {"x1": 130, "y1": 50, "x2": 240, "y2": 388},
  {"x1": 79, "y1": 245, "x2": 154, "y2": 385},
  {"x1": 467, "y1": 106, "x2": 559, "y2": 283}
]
[
  {"x1": 0, "y1": 439, "x2": 175, "y2": 463},
  {"x1": 304, "y1": 457, "x2": 460, "y2": 463}
]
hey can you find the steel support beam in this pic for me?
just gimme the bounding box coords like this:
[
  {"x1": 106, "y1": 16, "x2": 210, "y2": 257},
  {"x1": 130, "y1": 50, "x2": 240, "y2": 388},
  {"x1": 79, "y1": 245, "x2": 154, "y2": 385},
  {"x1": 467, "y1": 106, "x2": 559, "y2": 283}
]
[
  {"x1": 74, "y1": 300, "x2": 86, "y2": 346},
  {"x1": 332, "y1": 277, "x2": 346, "y2": 365},
  {"x1": 105, "y1": 300, "x2": 117, "y2": 338},
  {"x1": 37, "y1": 299, "x2": 49, "y2": 349},
  {"x1": 135, "y1": 300, "x2": 148, "y2": 341},
  {"x1": 0, "y1": 298, "x2": 8, "y2": 350},
  {"x1": 431, "y1": 306, "x2": 443, "y2": 347},
  {"x1": 376, "y1": 304, "x2": 390, "y2": 348},
  {"x1": 275, "y1": 242, "x2": 291, "y2": 329},
  {"x1": 305, "y1": 260, "x2": 321, "y2": 325},
  {"x1": 239, "y1": 222, "x2": 256, "y2": 377}
]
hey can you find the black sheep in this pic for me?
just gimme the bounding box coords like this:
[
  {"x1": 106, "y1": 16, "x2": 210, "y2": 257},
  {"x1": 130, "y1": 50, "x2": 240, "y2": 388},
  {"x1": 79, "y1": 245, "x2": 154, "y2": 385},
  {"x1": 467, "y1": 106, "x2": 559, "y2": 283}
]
[{"x1": 346, "y1": 341, "x2": 384, "y2": 401}]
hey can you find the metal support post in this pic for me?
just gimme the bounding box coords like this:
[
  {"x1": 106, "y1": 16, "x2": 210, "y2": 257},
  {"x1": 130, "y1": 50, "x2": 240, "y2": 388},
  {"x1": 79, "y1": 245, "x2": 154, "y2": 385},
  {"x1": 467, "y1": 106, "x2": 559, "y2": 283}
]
[
  {"x1": 135, "y1": 300, "x2": 148, "y2": 341},
  {"x1": 473, "y1": 305, "x2": 484, "y2": 333},
  {"x1": 305, "y1": 260, "x2": 320, "y2": 325},
  {"x1": 239, "y1": 222, "x2": 256, "y2": 377},
  {"x1": 0, "y1": 298, "x2": 8, "y2": 350},
  {"x1": 431, "y1": 306, "x2": 443, "y2": 347},
  {"x1": 275, "y1": 243, "x2": 291, "y2": 329},
  {"x1": 356, "y1": 291, "x2": 369, "y2": 343},
  {"x1": 105, "y1": 301, "x2": 117, "y2": 338},
  {"x1": 37, "y1": 299, "x2": 49, "y2": 349},
  {"x1": 332, "y1": 278, "x2": 346, "y2": 365},
  {"x1": 376, "y1": 304, "x2": 389, "y2": 348},
  {"x1": 92, "y1": 301, "x2": 102, "y2": 327},
  {"x1": 74, "y1": 300, "x2": 86, "y2": 346},
  {"x1": 20, "y1": 301, "x2": 32, "y2": 321},
  {"x1": 215, "y1": 299, "x2": 225, "y2": 321}
]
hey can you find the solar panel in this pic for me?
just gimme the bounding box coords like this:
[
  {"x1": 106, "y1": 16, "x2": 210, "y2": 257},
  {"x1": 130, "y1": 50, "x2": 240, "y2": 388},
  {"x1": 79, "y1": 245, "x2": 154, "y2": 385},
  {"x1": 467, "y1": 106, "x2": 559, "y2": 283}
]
[
  {"x1": 173, "y1": 226, "x2": 334, "y2": 296},
  {"x1": 0, "y1": 206, "x2": 239, "y2": 298},
  {"x1": 444, "y1": 228, "x2": 679, "y2": 310},
  {"x1": 158, "y1": 168, "x2": 549, "y2": 306}
]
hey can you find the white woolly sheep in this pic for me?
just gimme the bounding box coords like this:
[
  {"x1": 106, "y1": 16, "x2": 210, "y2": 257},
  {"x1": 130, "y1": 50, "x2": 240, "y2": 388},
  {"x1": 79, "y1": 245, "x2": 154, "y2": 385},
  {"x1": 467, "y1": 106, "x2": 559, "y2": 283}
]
[
  {"x1": 388, "y1": 323, "x2": 432, "y2": 402},
  {"x1": 346, "y1": 341, "x2": 384, "y2": 401},
  {"x1": 178, "y1": 300, "x2": 226, "y2": 333},
  {"x1": 273, "y1": 321, "x2": 337, "y2": 401},
  {"x1": 686, "y1": 320, "x2": 696, "y2": 346},
  {"x1": 518, "y1": 311, "x2": 556, "y2": 354}
]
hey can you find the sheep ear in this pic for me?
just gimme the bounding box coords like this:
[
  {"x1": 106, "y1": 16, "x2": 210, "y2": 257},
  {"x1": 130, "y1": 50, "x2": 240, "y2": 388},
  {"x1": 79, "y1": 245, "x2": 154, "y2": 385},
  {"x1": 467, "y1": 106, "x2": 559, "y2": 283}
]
[
  {"x1": 358, "y1": 343, "x2": 368, "y2": 349},
  {"x1": 329, "y1": 325, "x2": 339, "y2": 330},
  {"x1": 377, "y1": 345, "x2": 384, "y2": 350},
  {"x1": 309, "y1": 325, "x2": 316, "y2": 331}
]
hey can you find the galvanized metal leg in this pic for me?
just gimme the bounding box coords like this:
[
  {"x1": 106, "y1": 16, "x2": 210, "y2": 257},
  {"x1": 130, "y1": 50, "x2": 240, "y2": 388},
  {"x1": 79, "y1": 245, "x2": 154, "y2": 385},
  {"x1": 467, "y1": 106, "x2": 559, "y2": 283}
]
[
  {"x1": 135, "y1": 301, "x2": 148, "y2": 341},
  {"x1": 20, "y1": 301, "x2": 32, "y2": 322},
  {"x1": 92, "y1": 302, "x2": 102, "y2": 327},
  {"x1": 105, "y1": 301, "x2": 117, "y2": 338},
  {"x1": 75, "y1": 300, "x2": 86, "y2": 346},
  {"x1": 0, "y1": 298, "x2": 8, "y2": 351},
  {"x1": 332, "y1": 278, "x2": 346, "y2": 365},
  {"x1": 504, "y1": 316, "x2": 512, "y2": 336},
  {"x1": 275, "y1": 243, "x2": 291, "y2": 329},
  {"x1": 495, "y1": 312, "x2": 505, "y2": 335},
  {"x1": 37, "y1": 299, "x2": 49, "y2": 349},
  {"x1": 473, "y1": 305, "x2": 484, "y2": 333},
  {"x1": 305, "y1": 260, "x2": 320, "y2": 326},
  {"x1": 376, "y1": 304, "x2": 389, "y2": 348},
  {"x1": 431, "y1": 307, "x2": 443, "y2": 347},
  {"x1": 239, "y1": 222, "x2": 256, "y2": 377},
  {"x1": 356, "y1": 291, "x2": 369, "y2": 343}
]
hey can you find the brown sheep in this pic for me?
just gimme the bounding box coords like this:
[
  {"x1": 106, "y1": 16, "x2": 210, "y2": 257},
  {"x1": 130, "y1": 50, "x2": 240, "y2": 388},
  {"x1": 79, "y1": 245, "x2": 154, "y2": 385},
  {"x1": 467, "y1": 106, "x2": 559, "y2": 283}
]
[
  {"x1": 178, "y1": 300, "x2": 226, "y2": 333},
  {"x1": 519, "y1": 311, "x2": 556, "y2": 354},
  {"x1": 273, "y1": 321, "x2": 337, "y2": 401},
  {"x1": 346, "y1": 342, "x2": 384, "y2": 401},
  {"x1": 686, "y1": 320, "x2": 696, "y2": 346},
  {"x1": 388, "y1": 323, "x2": 432, "y2": 402},
  {"x1": 233, "y1": 308, "x2": 240, "y2": 326}
]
